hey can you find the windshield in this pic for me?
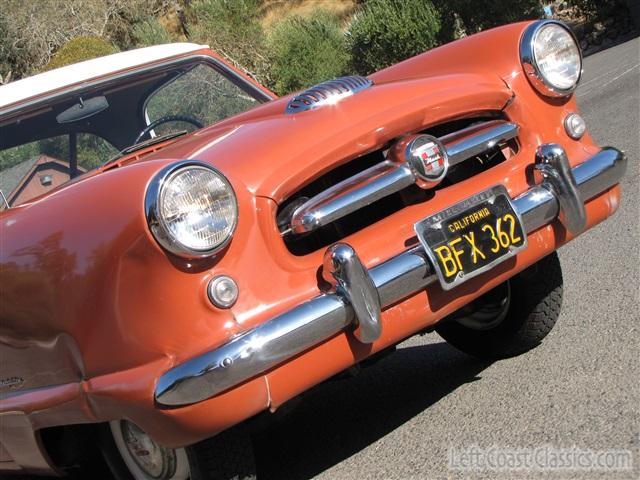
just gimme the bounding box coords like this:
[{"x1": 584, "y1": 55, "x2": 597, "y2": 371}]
[{"x1": 0, "y1": 57, "x2": 267, "y2": 208}]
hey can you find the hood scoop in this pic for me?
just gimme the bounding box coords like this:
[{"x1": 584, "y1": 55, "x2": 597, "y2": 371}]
[{"x1": 285, "y1": 76, "x2": 373, "y2": 114}]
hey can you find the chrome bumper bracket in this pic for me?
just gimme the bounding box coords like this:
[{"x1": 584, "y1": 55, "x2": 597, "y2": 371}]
[
  {"x1": 323, "y1": 243, "x2": 382, "y2": 343},
  {"x1": 535, "y1": 144, "x2": 587, "y2": 234}
]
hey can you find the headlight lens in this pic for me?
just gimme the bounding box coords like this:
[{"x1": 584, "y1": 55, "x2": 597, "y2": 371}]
[
  {"x1": 534, "y1": 24, "x2": 581, "y2": 90},
  {"x1": 146, "y1": 162, "x2": 237, "y2": 258},
  {"x1": 521, "y1": 21, "x2": 582, "y2": 97}
]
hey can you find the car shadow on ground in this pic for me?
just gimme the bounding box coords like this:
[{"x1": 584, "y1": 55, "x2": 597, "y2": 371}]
[{"x1": 254, "y1": 341, "x2": 492, "y2": 480}]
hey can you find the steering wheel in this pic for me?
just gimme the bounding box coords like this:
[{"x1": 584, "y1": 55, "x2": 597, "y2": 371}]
[{"x1": 133, "y1": 115, "x2": 204, "y2": 145}]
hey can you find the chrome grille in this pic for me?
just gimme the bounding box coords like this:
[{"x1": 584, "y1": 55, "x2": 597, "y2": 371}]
[
  {"x1": 285, "y1": 76, "x2": 373, "y2": 114},
  {"x1": 279, "y1": 116, "x2": 520, "y2": 255}
]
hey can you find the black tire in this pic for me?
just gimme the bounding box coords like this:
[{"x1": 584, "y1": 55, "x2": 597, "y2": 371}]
[
  {"x1": 187, "y1": 427, "x2": 257, "y2": 480},
  {"x1": 436, "y1": 252, "x2": 563, "y2": 359},
  {"x1": 98, "y1": 421, "x2": 257, "y2": 480}
]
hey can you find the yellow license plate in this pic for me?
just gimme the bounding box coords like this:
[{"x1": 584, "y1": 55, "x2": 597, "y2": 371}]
[{"x1": 414, "y1": 185, "x2": 527, "y2": 290}]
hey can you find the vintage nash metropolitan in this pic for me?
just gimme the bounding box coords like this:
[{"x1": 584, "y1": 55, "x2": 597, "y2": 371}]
[{"x1": 0, "y1": 20, "x2": 628, "y2": 479}]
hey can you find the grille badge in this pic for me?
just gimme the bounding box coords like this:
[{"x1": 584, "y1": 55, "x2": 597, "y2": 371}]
[
  {"x1": 390, "y1": 134, "x2": 449, "y2": 190},
  {"x1": 409, "y1": 135, "x2": 449, "y2": 184}
]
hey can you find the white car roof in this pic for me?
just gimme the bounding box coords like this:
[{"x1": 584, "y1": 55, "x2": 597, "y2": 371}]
[{"x1": 0, "y1": 43, "x2": 208, "y2": 112}]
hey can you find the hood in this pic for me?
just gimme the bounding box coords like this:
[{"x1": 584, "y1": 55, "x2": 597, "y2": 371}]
[{"x1": 137, "y1": 72, "x2": 512, "y2": 202}]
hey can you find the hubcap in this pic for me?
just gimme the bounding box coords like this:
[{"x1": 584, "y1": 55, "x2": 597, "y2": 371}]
[
  {"x1": 122, "y1": 421, "x2": 175, "y2": 478},
  {"x1": 454, "y1": 281, "x2": 511, "y2": 331},
  {"x1": 110, "y1": 420, "x2": 190, "y2": 480}
]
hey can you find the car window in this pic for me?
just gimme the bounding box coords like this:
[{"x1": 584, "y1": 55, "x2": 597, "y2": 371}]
[
  {"x1": 0, "y1": 133, "x2": 118, "y2": 206},
  {"x1": 0, "y1": 57, "x2": 268, "y2": 209},
  {"x1": 145, "y1": 64, "x2": 259, "y2": 136},
  {"x1": 0, "y1": 133, "x2": 118, "y2": 172}
]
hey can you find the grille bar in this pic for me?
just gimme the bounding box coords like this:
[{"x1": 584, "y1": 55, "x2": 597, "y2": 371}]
[
  {"x1": 443, "y1": 120, "x2": 519, "y2": 166},
  {"x1": 286, "y1": 120, "x2": 519, "y2": 235}
]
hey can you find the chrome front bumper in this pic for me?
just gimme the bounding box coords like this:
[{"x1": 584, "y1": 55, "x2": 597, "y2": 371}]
[{"x1": 155, "y1": 146, "x2": 627, "y2": 407}]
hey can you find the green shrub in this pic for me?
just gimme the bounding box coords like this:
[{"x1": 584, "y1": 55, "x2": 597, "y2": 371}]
[
  {"x1": 133, "y1": 18, "x2": 174, "y2": 47},
  {"x1": 268, "y1": 11, "x2": 350, "y2": 95},
  {"x1": 45, "y1": 37, "x2": 119, "y2": 71},
  {"x1": 348, "y1": 0, "x2": 442, "y2": 75},
  {"x1": 189, "y1": 0, "x2": 270, "y2": 86}
]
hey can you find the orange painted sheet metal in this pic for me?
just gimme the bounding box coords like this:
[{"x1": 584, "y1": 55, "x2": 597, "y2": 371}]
[
  {"x1": 0, "y1": 184, "x2": 620, "y2": 449},
  {"x1": 0, "y1": 19, "x2": 625, "y2": 452},
  {"x1": 138, "y1": 73, "x2": 513, "y2": 200}
]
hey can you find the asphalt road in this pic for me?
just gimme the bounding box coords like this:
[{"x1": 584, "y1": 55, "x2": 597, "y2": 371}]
[
  {"x1": 4, "y1": 38, "x2": 638, "y2": 480},
  {"x1": 254, "y1": 38, "x2": 640, "y2": 480}
]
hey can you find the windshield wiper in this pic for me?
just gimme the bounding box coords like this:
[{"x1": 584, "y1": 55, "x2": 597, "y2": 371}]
[{"x1": 103, "y1": 130, "x2": 188, "y2": 167}]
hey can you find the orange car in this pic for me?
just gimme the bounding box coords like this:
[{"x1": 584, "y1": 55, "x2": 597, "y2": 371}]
[{"x1": 0, "y1": 20, "x2": 627, "y2": 479}]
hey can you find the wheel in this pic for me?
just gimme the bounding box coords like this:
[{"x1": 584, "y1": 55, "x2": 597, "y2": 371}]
[
  {"x1": 99, "y1": 420, "x2": 257, "y2": 480},
  {"x1": 436, "y1": 252, "x2": 563, "y2": 359}
]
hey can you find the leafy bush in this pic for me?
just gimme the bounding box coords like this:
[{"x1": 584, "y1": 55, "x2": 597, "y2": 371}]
[
  {"x1": 347, "y1": 0, "x2": 442, "y2": 75},
  {"x1": 268, "y1": 11, "x2": 350, "y2": 95},
  {"x1": 133, "y1": 18, "x2": 174, "y2": 47},
  {"x1": 44, "y1": 37, "x2": 119, "y2": 71},
  {"x1": 189, "y1": 0, "x2": 271, "y2": 86}
]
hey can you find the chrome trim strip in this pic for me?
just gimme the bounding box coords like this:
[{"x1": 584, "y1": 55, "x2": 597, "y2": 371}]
[
  {"x1": 290, "y1": 162, "x2": 415, "y2": 234},
  {"x1": 287, "y1": 120, "x2": 519, "y2": 235},
  {"x1": 155, "y1": 295, "x2": 353, "y2": 407},
  {"x1": 572, "y1": 147, "x2": 626, "y2": 201},
  {"x1": 442, "y1": 120, "x2": 519, "y2": 166},
  {"x1": 155, "y1": 147, "x2": 626, "y2": 407},
  {"x1": 512, "y1": 185, "x2": 557, "y2": 233}
]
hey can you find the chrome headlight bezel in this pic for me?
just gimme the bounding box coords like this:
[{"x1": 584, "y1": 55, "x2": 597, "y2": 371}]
[
  {"x1": 145, "y1": 160, "x2": 238, "y2": 259},
  {"x1": 520, "y1": 20, "x2": 582, "y2": 98}
]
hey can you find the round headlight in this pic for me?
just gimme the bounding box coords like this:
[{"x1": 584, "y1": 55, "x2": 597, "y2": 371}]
[
  {"x1": 145, "y1": 161, "x2": 238, "y2": 258},
  {"x1": 520, "y1": 20, "x2": 582, "y2": 97}
]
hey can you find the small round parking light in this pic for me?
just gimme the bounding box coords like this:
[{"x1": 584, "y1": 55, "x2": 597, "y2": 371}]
[
  {"x1": 207, "y1": 275, "x2": 239, "y2": 308},
  {"x1": 564, "y1": 113, "x2": 586, "y2": 139}
]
